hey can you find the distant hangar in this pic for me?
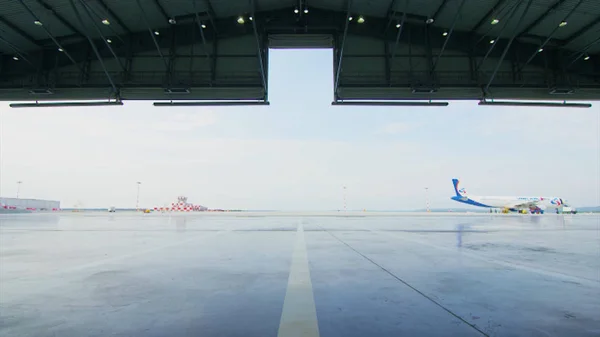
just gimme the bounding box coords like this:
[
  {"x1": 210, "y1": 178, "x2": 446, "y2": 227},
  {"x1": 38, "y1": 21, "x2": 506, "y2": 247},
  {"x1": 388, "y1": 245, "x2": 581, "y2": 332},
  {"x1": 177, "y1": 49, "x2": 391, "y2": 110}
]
[{"x1": 0, "y1": 0, "x2": 599, "y2": 106}]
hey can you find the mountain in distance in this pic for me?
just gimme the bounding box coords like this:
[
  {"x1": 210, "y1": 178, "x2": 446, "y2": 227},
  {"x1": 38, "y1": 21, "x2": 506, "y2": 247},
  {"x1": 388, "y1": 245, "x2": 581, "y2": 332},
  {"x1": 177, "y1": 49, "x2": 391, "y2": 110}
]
[{"x1": 576, "y1": 206, "x2": 600, "y2": 213}]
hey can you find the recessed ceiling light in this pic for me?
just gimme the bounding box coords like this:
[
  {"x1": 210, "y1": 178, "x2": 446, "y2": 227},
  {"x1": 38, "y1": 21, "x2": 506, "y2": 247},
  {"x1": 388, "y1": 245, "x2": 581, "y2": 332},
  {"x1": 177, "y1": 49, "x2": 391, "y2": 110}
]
[
  {"x1": 396, "y1": 23, "x2": 401, "y2": 28},
  {"x1": 559, "y1": 21, "x2": 567, "y2": 27},
  {"x1": 538, "y1": 48, "x2": 543, "y2": 52},
  {"x1": 34, "y1": 20, "x2": 42, "y2": 26},
  {"x1": 168, "y1": 18, "x2": 176, "y2": 25},
  {"x1": 294, "y1": 8, "x2": 299, "y2": 13},
  {"x1": 237, "y1": 16, "x2": 245, "y2": 24},
  {"x1": 442, "y1": 31, "x2": 448, "y2": 36},
  {"x1": 357, "y1": 16, "x2": 365, "y2": 24},
  {"x1": 584, "y1": 55, "x2": 590, "y2": 61},
  {"x1": 13, "y1": 56, "x2": 19, "y2": 61},
  {"x1": 491, "y1": 19, "x2": 499, "y2": 25},
  {"x1": 106, "y1": 38, "x2": 112, "y2": 43},
  {"x1": 426, "y1": 18, "x2": 434, "y2": 24},
  {"x1": 58, "y1": 48, "x2": 64, "y2": 52},
  {"x1": 102, "y1": 19, "x2": 110, "y2": 25},
  {"x1": 304, "y1": 8, "x2": 308, "y2": 14},
  {"x1": 348, "y1": 16, "x2": 353, "y2": 21},
  {"x1": 201, "y1": 23, "x2": 206, "y2": 28},
  {"x1": 490, "y1": 39, "x2": 495, "y2": 44},
  {"x1": 154, "y1": 31, "x2": 160, "y2": 35},
  {"x1": 249, "y1": 16, "x2": 253, "y2": 21}
]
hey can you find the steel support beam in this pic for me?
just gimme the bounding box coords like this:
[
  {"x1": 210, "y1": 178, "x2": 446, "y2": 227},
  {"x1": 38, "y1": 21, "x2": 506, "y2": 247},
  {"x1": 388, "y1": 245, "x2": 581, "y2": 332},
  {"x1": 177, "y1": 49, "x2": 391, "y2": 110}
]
[
  {"x1": 519, "y1": 0, "x2": 583, "y2": 72},
  {"x1": 251, "y1": 0, "x2": 268, "y2": 97},
  {"x1": 517, "y1": 0, "x2": 569, "y2": 37},
  {"x1": 194, "y1": 0, "x2": 213, "y2": 86},
  {"x1": 135, "y1": 0, "x2": 169, "y2": 71},
  {"x1": 17, "y1": 0, "x2": 81, "y2": 71},
  {"x1": 476, "y1": 1, "x2": 521, "y2": 73},
  {"x1": 431, "y1": 0, "x2": 467, "y2": 73},
  {"x1": 152, "y1": 0, "x2": 171, "y2": 23},
  {"x1": 32, "y1": 0, "x2": 85, "y2": 37},
  {"x1": 485, "y1": 0, "x2": 535, "y2": 93},
  {"x1": 564, "y1": 15, "x2": 600, "y2": 46},
  {"x1": 431, "y1": 0, "x2": 451, "y2": 22},
  {"x1": 69, "y1": 0, "x2": 118, "y2": 95},
  {"x1": 96, "y1": 0, "x2": 131, "y2": 33},
  {"x1": 0, "y1": 16, "x2": 41, "y2": 47},
  {"x1": 470, "y1": 0, "x2": 510, "y2": 33},
  {"x1": 334, "y1": 0, "x2": 353, "y2": 99},
  {"x1": 204, "y1": 0, "x2": 218, "y2": 32}
]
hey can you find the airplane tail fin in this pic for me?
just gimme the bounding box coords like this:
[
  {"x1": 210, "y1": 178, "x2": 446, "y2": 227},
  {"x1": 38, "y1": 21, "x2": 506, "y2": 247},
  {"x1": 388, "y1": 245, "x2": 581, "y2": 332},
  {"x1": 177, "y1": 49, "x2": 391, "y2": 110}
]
[{"x1": 452, "y1": 179, "x2": 468, "y2": 197}]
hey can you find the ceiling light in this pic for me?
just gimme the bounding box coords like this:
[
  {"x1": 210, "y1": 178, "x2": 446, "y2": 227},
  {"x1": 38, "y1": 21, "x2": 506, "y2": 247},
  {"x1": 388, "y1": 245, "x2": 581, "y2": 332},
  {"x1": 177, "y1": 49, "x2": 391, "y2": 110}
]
[
  {"x1": 538, "y1": 48, "x2": 543, "y2": 52},
  {"x1": 34, "y1": 20, "x2": 42, "y2": 26},
  {"x1": 237, "y1": 16, "x2": 245, "y2": 24},
  {"x1": 584, "y1": 55, "x2": 590, "y2": 61},
  {"x1": 169, "y1": 18, "x2": 176, "y2": 25},
  {"x1": 490, "y1": 39, "x2": 495, "y2": 44},
  {"x1": 102, "y1": 19, "x2": 110, "y2": 25},
  {"x1": 357, "y1": 16, "x2": 365, "y2": 24},
  {"x1": 348, "y1": 16, "x2": 353, "y2": 21},
  {"x1": 442, "y1": 31, "x2": 448, "y2": 36},
  {"x1": 559, "y1": 21, "x2": 567, "y2": 27},
  {"x1": 491, "y1": 18, "x2": 499, "y2": 25},
  {"x1": 396, "y1": 23, "x2": 401, "y2": 28},
  {"x1": 304, "y1": 8, "x2": 308, "y2": 14},
  {"x1": 106, "y1": 38, "x2": 112, "y2": 43},
  {"x1": 201, "y1": 23, "x2": 206, "y2": 28},
  {"x1": 58, "y1": 48, "x2": 64, "y2": 52},
  {"x1": 249, "y1": 16, "x2": 253, "y2": 21},
  {"x1": 426, "y1": 18, "x2": 434, "y2": 24},
  {"x1": 154, "y1": 30, "x2": 160, "y2": 35},
  {"x1": 13, "y1": 56, "x2": 19, "y2": 61},
  {"x1": 294, "y1": 8, "x2": 299, "y2": 13}
]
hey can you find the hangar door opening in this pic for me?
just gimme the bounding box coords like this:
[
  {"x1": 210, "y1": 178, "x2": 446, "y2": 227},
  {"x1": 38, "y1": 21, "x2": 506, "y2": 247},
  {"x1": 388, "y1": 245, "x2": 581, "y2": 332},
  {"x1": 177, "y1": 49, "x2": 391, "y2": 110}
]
[{"x1": 267, "y1": 34, "x2": 334, "y2": 105}]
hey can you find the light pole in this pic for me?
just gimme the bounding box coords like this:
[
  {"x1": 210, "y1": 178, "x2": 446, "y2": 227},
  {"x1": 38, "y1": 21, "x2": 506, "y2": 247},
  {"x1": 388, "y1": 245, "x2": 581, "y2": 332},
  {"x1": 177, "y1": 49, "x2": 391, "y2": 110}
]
[
  {"x1": 343, "y1": 185, "x2": 347, "y2": 212},
  {"x1": 425, "y1": 187, "x2": 430, "y2": 212},
  {"x1": 16, "y1": 181, "x2": 22, "y2": 198},
  {"x1": 136, "y1": 181, "x2": 141, "y2": 211}
]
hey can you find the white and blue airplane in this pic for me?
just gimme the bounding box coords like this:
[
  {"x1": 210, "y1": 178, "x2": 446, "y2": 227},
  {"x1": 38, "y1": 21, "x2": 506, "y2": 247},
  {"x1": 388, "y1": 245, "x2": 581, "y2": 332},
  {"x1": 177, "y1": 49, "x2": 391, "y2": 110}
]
[{"x1": 450, "y1": 179, "x2": 569, "y2": 213}]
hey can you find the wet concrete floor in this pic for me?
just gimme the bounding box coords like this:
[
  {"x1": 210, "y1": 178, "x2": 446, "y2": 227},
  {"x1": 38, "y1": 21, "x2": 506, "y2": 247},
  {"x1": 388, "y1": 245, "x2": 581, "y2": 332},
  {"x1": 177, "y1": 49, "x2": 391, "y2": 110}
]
[{"x1": 0, "y1": 213, "x2": 599, "y2": 337}]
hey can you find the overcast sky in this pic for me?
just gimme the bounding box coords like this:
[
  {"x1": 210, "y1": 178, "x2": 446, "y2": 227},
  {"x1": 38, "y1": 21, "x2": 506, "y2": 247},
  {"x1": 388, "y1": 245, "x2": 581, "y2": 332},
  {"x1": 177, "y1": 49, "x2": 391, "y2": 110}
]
[{"x1": 1, "y1": 49, "x2": 599, "y2": 210}]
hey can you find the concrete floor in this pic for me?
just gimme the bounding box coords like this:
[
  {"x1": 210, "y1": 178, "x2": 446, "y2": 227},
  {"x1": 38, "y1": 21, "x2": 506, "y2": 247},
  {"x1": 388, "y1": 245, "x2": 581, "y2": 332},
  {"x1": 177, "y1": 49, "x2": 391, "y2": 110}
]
[{"x1": 0, "y1": 213, "x2": 599, "y2": 337}]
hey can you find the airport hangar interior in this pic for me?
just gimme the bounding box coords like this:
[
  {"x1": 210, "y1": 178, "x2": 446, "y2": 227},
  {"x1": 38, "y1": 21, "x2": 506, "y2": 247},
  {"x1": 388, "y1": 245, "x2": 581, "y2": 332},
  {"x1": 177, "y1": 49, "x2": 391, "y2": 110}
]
[{"x1": 0, "y1": 0, "x2": 599, "y2": 107}]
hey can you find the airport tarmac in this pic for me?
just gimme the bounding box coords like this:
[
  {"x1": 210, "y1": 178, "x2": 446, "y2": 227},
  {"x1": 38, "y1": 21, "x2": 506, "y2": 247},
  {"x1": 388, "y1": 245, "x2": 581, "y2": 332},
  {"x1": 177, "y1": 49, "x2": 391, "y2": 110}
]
[{"x1": 1, "y1": 212, "x2": 599, "y2": 337}]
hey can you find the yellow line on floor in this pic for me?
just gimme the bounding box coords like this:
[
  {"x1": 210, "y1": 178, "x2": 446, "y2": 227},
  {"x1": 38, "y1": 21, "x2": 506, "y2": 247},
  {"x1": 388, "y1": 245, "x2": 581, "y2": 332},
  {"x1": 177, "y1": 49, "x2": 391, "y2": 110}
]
[{"x1": 278, "y1": 224, "x2": 320, "y2": 337}]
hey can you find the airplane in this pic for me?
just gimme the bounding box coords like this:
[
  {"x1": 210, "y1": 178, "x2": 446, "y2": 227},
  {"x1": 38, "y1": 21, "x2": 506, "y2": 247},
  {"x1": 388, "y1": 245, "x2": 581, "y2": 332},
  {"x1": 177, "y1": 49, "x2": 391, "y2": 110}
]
[{"x1": 450, "y1": 178, "x2": 569, "y2": 214}]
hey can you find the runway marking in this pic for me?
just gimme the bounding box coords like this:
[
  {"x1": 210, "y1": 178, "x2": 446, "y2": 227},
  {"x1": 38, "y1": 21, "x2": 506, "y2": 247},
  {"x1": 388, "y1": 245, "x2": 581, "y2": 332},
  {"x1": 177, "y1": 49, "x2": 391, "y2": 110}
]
[{"x1": 278, "y1": 224, "x2": 320, "y2": 337}]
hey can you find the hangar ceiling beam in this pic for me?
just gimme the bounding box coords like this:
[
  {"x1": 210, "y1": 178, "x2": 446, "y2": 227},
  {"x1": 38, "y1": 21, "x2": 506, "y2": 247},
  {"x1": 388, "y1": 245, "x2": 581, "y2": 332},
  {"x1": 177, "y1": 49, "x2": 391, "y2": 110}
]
[
  {"x1": 203, "y1": 0, "x2": 218, "y2": 32},
  {"x1": 476, "y1": 0, "x2": 520, "y2": 72},
  {"x1": 152, "y1": 0, "x2": 171, "y2": 23},
  {"x1": 69, "y1": 0, "x2": 118, "y2": 95},
  {"x1": 519, "y1": 0, "x2": 583, "y2": 72},
  {"x1": 470, "y1": 0, "x2": 510, "y2": 33},
  {"x1": 563, "y1": 16, "x2": 600, "y2": 46},
  {"x1": 334, "y1": 0, "x2": 353, "y2": 99},
  {"x1": 96, "y1": 0, "x2": 131, "y2": 33},
  {"x1": 17, "y1": 0, "x2": 81, "y2": 71},
  {"x1": 516, "y1": 0, "x2": 571, "y2": 37},
  {"x1": 431, "y1": 0, "x2": 451, "y2": 23},
  {"x1": 135, "y1": 0, "x2": 169, "y2": 71},
  {"x1": 0, "y1": 16, "x2": 41, "y2": 47},
  {"x1": 193, "y1": 0, "x2": 213, "y2": 85},
  {"x1": 431, "y1": 0, "x2": 467, "y2": 73},
  {"x1": 486, "y1": 0, "x2": 535, "y2": 93},
  {"x1": 251, "y1": 0, "x2": 268, "y2": 97},
  {"x1": 0, "y1": 36, "x2": 35, "y2": 67},
  {"x1": 78, "y1": 0, "x2": 125, "y2": 72},
  {"x1": 30, "y1": 0, "x2": 85, "y2": 38},
  {"x1": 567, "y1": 36, "x2": 600, "y2": 68}
]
